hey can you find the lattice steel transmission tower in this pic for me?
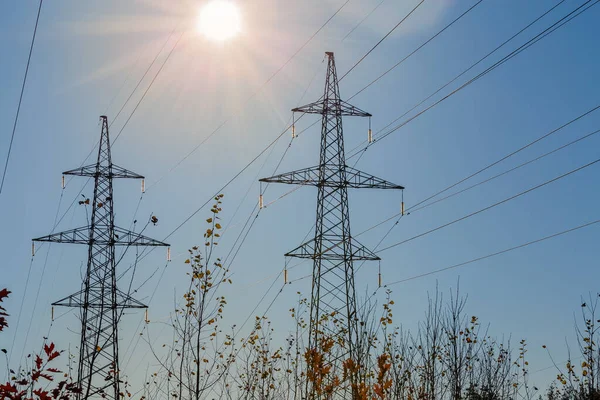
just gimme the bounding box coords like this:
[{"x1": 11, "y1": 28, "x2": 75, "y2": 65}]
[
  {"x1": 260, "y1": 52, "x2": 403, "y2": 397},
  {"x1": 33, "y1": 116, "x2": 169, "y2": 400}
]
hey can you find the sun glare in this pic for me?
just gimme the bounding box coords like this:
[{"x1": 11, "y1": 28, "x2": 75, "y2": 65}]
[{"x1": 197, "y1": 1, "x2": 241, "y2": 42}]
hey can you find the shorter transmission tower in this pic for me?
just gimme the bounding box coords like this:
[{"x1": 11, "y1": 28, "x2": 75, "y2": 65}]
[
  {"x1": 261, "y1": 52, "x2": 403, "y2": 398},
  {"x1": 33, "y1": 116, "x2": 169, "y2": 400}
]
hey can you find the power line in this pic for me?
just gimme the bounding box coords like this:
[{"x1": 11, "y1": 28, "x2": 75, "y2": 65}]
[
  {"x1": 110, "y1": 24, "x2": 182, "y2": 129},
  {"x1": 339, "y1": 0, "x2": 424, "y2": 81},
  {"x1": 353, "y1": 125, "x2": 600, "y2": 243},
  {"x1": 342, "y1": 0, "x2": 386, "y2": 42},
  {"x1": 347, "y1": 0, "x2": 594, "y2": 160},
  {"x1": 113, "y1": 29, "x2": 187, "y2": 144},
  {"x1": 348, "y1": 0, "x2": 484, "y2": 100},
  {"x1": 378, "y1": 156, "x2": 600, "y2": 252},
  {"x1": 384, "y1": 103, "x2": 600, "y2": 222},
  {"x1": 0, "y1": 0, "x2": 43, "y2": 196},
  {"x1": 408, "y1": 127, "x2": 600, "y2": 214},
  {"x1": 385, "y1": 218, "x2": 600, "y2": 286}
]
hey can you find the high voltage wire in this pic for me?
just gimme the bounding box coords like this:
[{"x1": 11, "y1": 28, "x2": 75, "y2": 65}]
[
  {"x1": 385, "y1": 218, "x2": 600, "y2": 286},
  {"x1": 110, "y1": 24, "x2": 182, "y2": 130},
  {"x1": 384, "y1": 103, "x2": 600, "y2": 222},
  {"x1": 342, "y1": 0, "x2": 386, "y2": 42},
  {"x1": 0, "y1": 0, "x2": 43, "y2": 196},
  {"x1": 352, "y1": 104, "x2": 600, "y2": 249},
  {"x1": 353, "y1": 125, "x2": 600, "y2": 244},
  {"x1": 409, "y1": 127, "x2": 600, "y2": 214},
  {"x1": 347, "y1": 0, "x2": 594, "y2": 161},
  {"x1": 339, "y1": 0, "x2": 424, "y2": 81},
  {"x1": 347, "y1": 0, "x2": 485, "y2": 101},
  {"x1": 113, "y1": 29, "x2": 187, "y2": 145},
  {"x1": 378, "y1": 157, "x2": 600, "y2": 252}
]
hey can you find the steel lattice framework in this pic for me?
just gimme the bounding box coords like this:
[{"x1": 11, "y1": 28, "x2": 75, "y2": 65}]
[
  {"x1": 33, "y1": 116, "x2": 169, "y2": 400},
  {"x1": 260, "y1": 52, "x2": 403, "y2": 398}
]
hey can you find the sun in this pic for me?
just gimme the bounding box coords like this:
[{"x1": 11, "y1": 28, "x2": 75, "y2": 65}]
[{"x1": 197, "y1": 1, "x2": 242, "y2": 42}]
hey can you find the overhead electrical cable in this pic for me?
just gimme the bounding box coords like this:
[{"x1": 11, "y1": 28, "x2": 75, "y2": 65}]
[
  {"x1": 113, "y1": 30, "x2": 187, "y2": 144},
  {"x1": 351, "y1": 125, "x2": 600, "y2": 246},
  {"x1": 348, "y1": 0, "x2": 562, "y2": 102},
  {"x1": 1, "y1": 0, "x2": 43, "y2": 196},
  {"x1": 339, "y1": 0, "x2": 425, "y2": 81},
  {"x1": 342, "y1": 0, "x2": 386, "y2": 41},
  {"x1": 383, "y1": 103, "x2": 600, "y2": 223},
  {"x1": 385, "y1": 218, "x2": 600, "y2": 285},
  {"x1": 110, "y1": 24, "x2": 182, "y2": 129},
  {"x1": 347, "y1": 0, "x2": 595, "y2": 160},
  {"x1": 378, "y1": 157, "x2": 600, "y2": 253}
]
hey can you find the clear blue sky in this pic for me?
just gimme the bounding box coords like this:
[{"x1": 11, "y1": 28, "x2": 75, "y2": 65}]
[{"x1": 1, "y1": 0, "x2": 600, "y2": 391}]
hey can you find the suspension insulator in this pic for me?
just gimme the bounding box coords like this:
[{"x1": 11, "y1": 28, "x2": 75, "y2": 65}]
[
  {"x1": 141, "y1": 179, "x2": 145, "y2": 193},
  {"x1": 368, "y1": 129, "x2": 373, "y2": 143},
  {"x1": 259, "y1": 194, "x2": 264, "y2": 209}
]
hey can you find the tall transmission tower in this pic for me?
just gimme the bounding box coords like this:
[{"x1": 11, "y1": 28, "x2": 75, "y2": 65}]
[
  {"x1": 33, "y1": 116, "x2": 169, "y2": 400},
  {"x1": 260, "y1": 52, "x2": 403, "y2": 397}
]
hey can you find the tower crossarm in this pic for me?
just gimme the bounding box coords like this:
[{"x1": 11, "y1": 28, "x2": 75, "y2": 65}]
[
  {"x1": 53, "y1": 288, "x2": 147, "y2": 309},
  {"x1": 345, "y1": 166, "x2": 404, "y2": 189},
  {"x1": 63, "y1": 164, "x2": 144, "y2": 179},
  {"x1": 292, "y1": 99, "x2": 371, "y2": 117},
  {"x1": 260, "y1": 165, "x2": 404, "y2": 189},
  {"x1": 285, "y1": 236, "x2": 380, "y2": 261},
  {"x1": 33, "y1": 226, "x2": 169, "y2": 247}
]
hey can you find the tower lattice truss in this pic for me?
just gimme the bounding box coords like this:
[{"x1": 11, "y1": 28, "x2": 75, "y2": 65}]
[
  {"x1": 261, "y1": 52, "x2": 403, "y2": 398},
  {"x1": 34, "y1": 116, "x2": 169, "y2": 400}
]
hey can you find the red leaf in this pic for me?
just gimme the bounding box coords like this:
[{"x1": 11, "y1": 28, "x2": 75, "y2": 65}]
[
  {"x1": 33, "y1": 388, "x2": 52, "y2": 400},
  {"x1": 40, "y1": 373, "x2": 54, "y2": 381},
  {"x1": 48, "y1": 350, "x2": 60, "y2": 362},
  {"x1": 46, "y1": 368, "x2": 61, "y2": 373},
  {"x1": 0, "y1": 288, "x2": 10, "y2": 301},
  {"x1": 0, "y1": 382, "x2": 18, "y2": 393},
  {"x1": 43, "y1": 343, "x2": 55, "y2": 357},
  {"x1": 35, "y1": 355, "x2": 43, "y2": 370}
]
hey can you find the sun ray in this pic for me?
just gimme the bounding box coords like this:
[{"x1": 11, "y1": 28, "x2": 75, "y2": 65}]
[{"x1": 197, "y1": 1, "x2": 241, "y2": 42}]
